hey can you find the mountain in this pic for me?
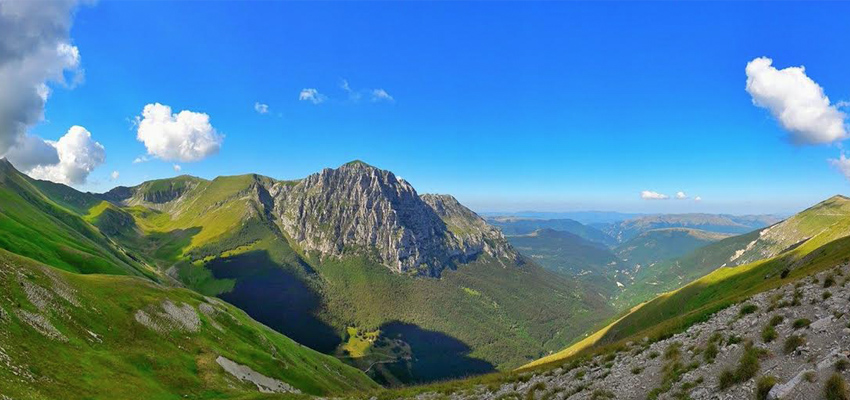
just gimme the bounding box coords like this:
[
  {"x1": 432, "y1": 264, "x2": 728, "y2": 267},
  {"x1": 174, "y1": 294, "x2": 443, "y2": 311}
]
[
  {"x1": 0, "y1": 159, "x2": 615, "y2": 386},
  {"x1": 0, "y1": 248, "x2": 376, "y2": 399},
  {"x1": 524, "y1": 195, "x2": 850, "y2": 369},
  {"x1": 611, "y1": 196, "x2": 850, "y2": 309},
  {"x1": 615, "y1": 228, "x2": 731, "y2": 267},
  {"x1": 270, "y1": 160, "x2": 518, "y2": 277},
  {"x1": 505, "y1": 229, "x2": 620, "y2": 297},
  {"x1": 599, "y1": 213, "x2": 781, "y2": 243},
  {"x1": 486, "y1": 216, "x2": 617, "y2": 246}
]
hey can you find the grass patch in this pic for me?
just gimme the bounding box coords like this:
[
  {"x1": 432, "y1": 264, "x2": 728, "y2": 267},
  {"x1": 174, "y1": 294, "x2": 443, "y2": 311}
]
[
  {"x1": 718, "y1": 342, "x2": 764, "y2": 390},
  {"x1": 792, "y1": 318, "x2": 811, "y2": 330},
  {"x1": 825, "y1": 373, "x2": 850, "y2": 400},
  {"x1": 784, "y1": 335, "x2": 806, "y2": 354},
  {"x1": 739, "y1": 303, "x2": 758, "y2": 316},
  {"x1": 756, "y1": 375, "x2": 777, "y2": 400}
]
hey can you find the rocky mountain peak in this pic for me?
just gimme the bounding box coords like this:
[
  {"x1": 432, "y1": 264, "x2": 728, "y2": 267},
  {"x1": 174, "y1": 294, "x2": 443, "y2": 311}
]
[{"x1": 270, "y1": 161, "x2": 518, "y2": 276}]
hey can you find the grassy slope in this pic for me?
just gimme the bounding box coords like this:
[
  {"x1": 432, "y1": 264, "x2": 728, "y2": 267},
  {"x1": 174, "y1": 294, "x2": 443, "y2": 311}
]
[
  {"x1": 614, "y1": 196, "x2": 850, "y2": 309},
  {"x1": 0, "y1": 249, "x2": 377, "y2": 399},
  {"x1": 0, "y1": 162, "x2": 150, "y2": 278},
  {"x1": 523, "y1": 196, "x2": 850, "y2": 369},
  {"x1": 614, "y1": 228, "x2": 729, "y2": 268}
]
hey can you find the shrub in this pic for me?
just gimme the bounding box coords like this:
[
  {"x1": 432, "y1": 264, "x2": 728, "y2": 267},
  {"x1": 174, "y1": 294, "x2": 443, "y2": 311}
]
[
  {"x1": 664, "y1": 342, "x2": 682, "y2": 360},
  {"x1": 631, "y1": 366, "x2": 643, "y2": 375},
  {"x1": 525, "y1": 382, "x2": 546, "y2": 400},
  {"x1": 756, "y1": 375, "x2": 777, "y2": 400},
  {"x1": 824, "y1": 275, "x2": 836, "y2": 288},
  {"x1": 735, "y1": 343, "x2": 763, "y2": 382},
  {"x1": 784, "y1": 335, "x2": 805, "y2": 354},
  {"x1": 805, "y1": 371, "x2": 817, "y2": 383},
  {"x1": 727, "y1": 335, "x2": 743, "y2": 345},
  {"x1": 717, "y1": 343, "x2": 764, "y2": 390},
  {"x1": 590, "y1": 389, "x2": 614, "y2": 400},
  {"x1": 824, "y1": 291, "x2": 833, "y2": 300},
  {"x1": 780, "y1": 268, "x2": 790, "y2": 279},
  {"x1": 793, "y1": 318, "x2": 811, "y2": 329},
  {"x1": 836, "y1": 359, "x2": 850, "y2": 372},
  {"x1": 761, "y1": 325, "x2": 777, "y2": 343},
  {"x1": 718, "y1": 369, "x2": 736, "y2": 390},
  {"x1": 769, "y1": 315, "x2": 784, "y2": 326},
  {"x1": 704, "y1": 342, "x2": 719, "y2": 363},
  {"x1": 739, "y1": 304, "x2": 759, "y2": 316},
  {"x1": 825, "y1": 373, "x2": 850, "y2": 400},
  {"x1": 708, "y1": 332, "x2": 723, "y2": 343},
  {"x1": 648, "y1": 351, "x2": 660, "y2": 359}
]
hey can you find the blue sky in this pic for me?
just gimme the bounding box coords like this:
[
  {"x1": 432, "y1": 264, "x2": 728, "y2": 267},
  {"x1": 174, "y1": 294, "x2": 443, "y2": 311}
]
[{"x1": 19, "y1": 1, "x2": 850, "y2": 214}]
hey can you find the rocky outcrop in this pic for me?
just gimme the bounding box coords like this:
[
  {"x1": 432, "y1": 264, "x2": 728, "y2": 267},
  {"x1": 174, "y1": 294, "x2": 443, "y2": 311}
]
[
  {"x1": 215, "y1": 356, "x2": 301, "y2": 394},
  {"x1": 407, "y1": 263, "x2": 850, "y2": 399},
  {"x1": 269, "y1": 161, "x2": 518, "y2": 276}
]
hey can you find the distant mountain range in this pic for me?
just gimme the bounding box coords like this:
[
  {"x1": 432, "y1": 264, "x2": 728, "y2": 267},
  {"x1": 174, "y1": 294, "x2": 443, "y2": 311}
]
[
  {"x1": 481, "y1": 211, "x2": 644, "y2": 225},
  {"x1": 528, "y1": 195, "x2": 850, "y2": 370},
  {"x1": 596, "y1": 213, "x2": 783, "y2": 243}
]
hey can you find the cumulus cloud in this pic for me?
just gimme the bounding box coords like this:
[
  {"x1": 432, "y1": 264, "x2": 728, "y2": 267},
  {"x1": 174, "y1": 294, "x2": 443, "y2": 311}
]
[
  {"x1": 675, "y1": 191, "x2": 688, "y2": 200},
  {"x1": 299, "y1": 88, "x2": 326, "y2": 104},
  {"x1": 133, "y1": 155, "x2": 150, "y2": 163},
  {"x1": 254, "y1": 102, "x2": 269, "y2": 114},
  {"x1": 640, "y1": 190, "x2": 669, "y2": 200},
  {"x1": 135, "y1": 103, "x2": 222, "y2": 162},
  {"x1": 110, "y1": 170, "x2": 119, "y2": 180},
  {"x1": 23, "y1": 126, "x2": 105, "y2": 185},
  {"x1": 694, "y1": 196, "x2": 702, "y2": 202},
  {"x1": 0, "y1": 0, "x2": 105, "y2": 184},
  {"x1": 745, "y1": 57, "x2": 848, "y2": 145},
  {"x1": 371, "y1": 88, "x2": 394, "y2": 103},
  {"x1": 0, "y1": 0, "x2": 83, "y2": 153},
  {"x1": 173, "y1": 164, "x2": 181, "y2": 172},
  {"x1": 4, "y1": 134, "x2": 60, "y2": 171}
]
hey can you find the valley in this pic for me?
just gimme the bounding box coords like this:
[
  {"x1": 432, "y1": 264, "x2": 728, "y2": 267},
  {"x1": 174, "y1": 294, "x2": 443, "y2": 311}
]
[{"x1": 1, "y1": 158, "x2": 848, "y2": 399}]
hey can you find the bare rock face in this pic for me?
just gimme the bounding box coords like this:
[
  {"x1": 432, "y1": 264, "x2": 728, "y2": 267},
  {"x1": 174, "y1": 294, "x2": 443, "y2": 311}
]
[{"x1": 269, "y1": 161, "x2": 518, "y2": 276}]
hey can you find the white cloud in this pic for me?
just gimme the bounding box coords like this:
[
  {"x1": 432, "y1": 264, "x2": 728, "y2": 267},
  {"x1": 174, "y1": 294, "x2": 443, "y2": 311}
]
[
  {"x1": 173, "y1": 164, "x2": 181, "y2": 172},
  {"x1": 110, "y1": 170, "x2": 119, "y2": 180},
  {"x1": 745, "y1": 57, "x2": 848, "y2": 145},
  {"x1": 4, "y1": 134, "x2": 60, "y2": 170},
  {"x1": 675, "y1": 191, "x2": 688, "y2": 200},
  {"x1": 829, "y1": 154, "x2": 850, "y2": 180},
  {"x1": 694, "y1": 196, "x2": 702, "y2": 202},
  {"x1": 24, "y1": 126, "x2": 105, "y2": 185},
  {"x1": 640, "y1": 190, "x2": 669, "y2": 200},
  {"x1": 133, "y1": 155, "x2": 150, "y2": 163},
  {"x1": 371, "y1": 88, "x2": 394, "y2": 103},
  {"x1": 0, "y1": 0, "x2": 83, "y2": 153},
  {"x1": 135, "y1": 103, "x2": 222, "y2": 162},
  {"x1": 299, "y1": 88, "x2": 326, "y2": 104},
  {"x1": 254, "y1": 102, "x2": 269, "y2": 114},
  {"x1": 340, "y1": 79, "x2": 362, "y2": 102},
  {"x1": 0, "y1": 0, "x2": 93, "y2": 177}
]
